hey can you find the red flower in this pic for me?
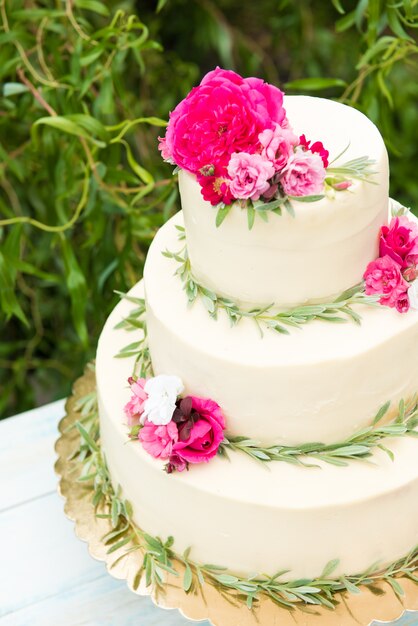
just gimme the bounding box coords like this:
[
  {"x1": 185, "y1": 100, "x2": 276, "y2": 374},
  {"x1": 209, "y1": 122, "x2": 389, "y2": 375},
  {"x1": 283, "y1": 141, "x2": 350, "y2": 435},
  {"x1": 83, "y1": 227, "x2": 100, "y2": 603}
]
[
  {"x1": 299, "y1": 134, "x2": 329, "y2": 167},
  {"x1": 197, "y1": 165, "x2": 234, "y2": 206}
]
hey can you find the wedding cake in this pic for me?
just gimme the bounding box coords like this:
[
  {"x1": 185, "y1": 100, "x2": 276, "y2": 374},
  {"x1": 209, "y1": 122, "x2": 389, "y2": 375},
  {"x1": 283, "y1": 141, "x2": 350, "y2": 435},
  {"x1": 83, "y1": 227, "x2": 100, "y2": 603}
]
[{"x1": 96, "y1": 68, "x2": 418, "y2": 603}]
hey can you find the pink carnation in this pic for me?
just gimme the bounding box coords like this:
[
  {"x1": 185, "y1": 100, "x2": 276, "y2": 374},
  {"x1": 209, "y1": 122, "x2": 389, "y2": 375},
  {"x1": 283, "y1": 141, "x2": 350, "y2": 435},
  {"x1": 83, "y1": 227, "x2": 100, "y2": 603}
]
[
  {"x1": 160, "y1": 67, "x2": 286, "y2": 174},
  {"x1": 124, "y1": 377, "x2": 148, "y2": 426},
  {"x1": 139, "y1": 420, "x2": 178, "y2": 460},
  {"x1": 299, "y1": 134, "x2": 329, "y2": 167},
  {"x1": 173, "y1": 396, "x2": 226, "y2": 465},
  {"x1": 259, "y1": 124, "x2": 298, "y2": 171},
  {"x1": 380, "y1": 215, "x2": 418, "y2": 269},
  {"x1": 227, "y1": 152, "x2": 275, "y2": 201},
  {"x1": 364, "y1": 255, "x2": 410, "y2": 313},
  {"x1": 280, "y1": 150, "x2": 326, "y2": 197}
]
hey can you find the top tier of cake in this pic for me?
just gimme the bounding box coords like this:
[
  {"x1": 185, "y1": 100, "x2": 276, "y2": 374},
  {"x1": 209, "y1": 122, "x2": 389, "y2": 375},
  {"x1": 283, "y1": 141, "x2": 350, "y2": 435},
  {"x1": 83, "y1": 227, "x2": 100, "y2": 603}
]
[{"x1": 180, "y1": 95, "x2": 389, "y2": 308}]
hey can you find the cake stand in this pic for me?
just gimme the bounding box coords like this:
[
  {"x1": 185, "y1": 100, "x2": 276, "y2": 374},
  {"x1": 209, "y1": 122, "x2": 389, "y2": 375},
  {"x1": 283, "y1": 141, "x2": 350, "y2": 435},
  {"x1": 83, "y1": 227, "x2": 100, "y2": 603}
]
[{"x1": 55, "y1": 367, "x2": 418, "y2": 626}]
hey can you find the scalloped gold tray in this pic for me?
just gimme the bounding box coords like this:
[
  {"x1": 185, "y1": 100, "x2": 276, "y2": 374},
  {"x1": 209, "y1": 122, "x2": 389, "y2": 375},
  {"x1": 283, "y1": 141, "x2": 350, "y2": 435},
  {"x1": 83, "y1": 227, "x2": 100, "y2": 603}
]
[{"x1": 55, "y1": 367, "x2": 418, "y2": 625}]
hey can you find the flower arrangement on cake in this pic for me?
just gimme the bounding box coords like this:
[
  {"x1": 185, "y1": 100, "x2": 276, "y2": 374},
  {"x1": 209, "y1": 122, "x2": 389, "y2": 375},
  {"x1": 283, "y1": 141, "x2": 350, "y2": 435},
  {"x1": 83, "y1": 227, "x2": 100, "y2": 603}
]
[
  {"x1": 124, "y1": 373, "x2": 226, "y2": 473},
  {"x1": 159, "y1": 67, "x2": 375, "y2": 226},
  {"x1": 364, "y1": 214, "x2": 418, "y2": 313}
]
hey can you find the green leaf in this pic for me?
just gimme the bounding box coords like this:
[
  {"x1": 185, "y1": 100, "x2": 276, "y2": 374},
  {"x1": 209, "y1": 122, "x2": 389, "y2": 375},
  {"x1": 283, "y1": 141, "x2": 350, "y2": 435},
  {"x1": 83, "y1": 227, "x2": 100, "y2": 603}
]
[
  {"x1": 321, "y1": 558, "x2": 340, "y2": 578},
  {"x1": 247, "y1": 205, "x2": 255, "y2": 230},
  {"x1": 32, "y1": 116, "x2": 107, "y2": 148},
  {"x1": 216, "y1": 574, "x2": 239, "y2": 585},
  {"x1": 76, "y1": 421, "x2": 99, "y2": 452},
  {"x1": 336, "y1": 10, "x2": 356, "y2": 32},
  {"x1": 3, "y1": 82, "x2": 29, "y2": 96},
  {"x1": 201, "y1": 294, "x2": 216, "y2": 313},
  {"x1": 386, "y1": 577, "x2": 405, "y2": 597},
  {"x1": 284, "y1": 78, "x2": 347, "y2": 91},
  {"x1": 373, "y1": 401, "x2": 391, "y2": 425},
  {"x1": 75, "y1": 0, "x2": 110, "y2": 16},
  {"x1": 66, "y1": 114, "x2": 110, "y2": 142},
  {"x1": 288, "y1": 194, "x2": 325, "y2": 203},
  {"x1": 341, "y1": 576, "x2": 361, "y2": 594},
  {"x1": 60, "y1": 236, "x2": 88, "y2": 345},
  {"x1": 106, "y1": 535, "x2": 132, "y2": 554},
  {"x1": 356, "y1": 37, "x2": 397, "y2": 68},
  {"x1": 183, "y1": 563, "x2": 193, "y2": 592},
  {"x1": 215, "y1": 204, "x2": 232, "y2": 227},
  {"x1": 331, "y1": 0, "x2": 345, "y2": 14},
  {"x1": 156, "y1": 0, "x2": 169, "y2": 12},
  {"x1": 254, "y1": 198, "x2": 285, "y2": 211},
  {"x1": 119, "y1": 140, "x2": 154, "y2": 185},
  {"x1": 387, "y1": 7, "x2": 414, "y2": 40},
  {"x1": 80, "y1": 46, "x2": 105, "y2": 67},
  {"x1": 0, "y1": 250, "x2": 28, "y2": 325}
]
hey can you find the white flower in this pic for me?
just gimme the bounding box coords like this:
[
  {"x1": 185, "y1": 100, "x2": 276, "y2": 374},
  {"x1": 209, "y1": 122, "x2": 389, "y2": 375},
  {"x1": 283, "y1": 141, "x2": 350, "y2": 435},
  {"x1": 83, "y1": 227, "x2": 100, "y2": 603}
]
[
  {"x1": 408, "y1": 279, "x2": 418, "y2": 311},
  {"x1": 142, "y1": 374, "x2": 184, "y2": 425}
]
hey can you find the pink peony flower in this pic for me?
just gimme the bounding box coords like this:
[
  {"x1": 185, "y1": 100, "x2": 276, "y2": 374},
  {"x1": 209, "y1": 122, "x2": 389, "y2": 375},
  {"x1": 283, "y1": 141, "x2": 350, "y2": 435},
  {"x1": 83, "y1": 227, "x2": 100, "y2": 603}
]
[
  {"x1": 139, "y1": 420, "x2": 178, "y2": 460},
  {"x1": 280, "y1": 150, "x2": 326, "y2": 197},
  {"x1": 259, "y1": 124, "x2": 298, "y2": 171},
  {"x1": 380, "y1": 216, "x2": 418, "y2": 269},
  {"x1": 227, "y1": 152, "x2": 275, "y2": 201},
  {"x1": 243, "y1": 75, "x2": 287, "y2": 128},
  {"x1": 160, "y1": 67, "x2": 286, "y2": 174},
  {"x1": 299, "y1": 134, "x2": 329, "y2": 167},
  {"x1": 364, "y1": 255, "x2": 410, "y2": 311},
  {"x1": 196, "y1": 164, "x2": 234, "y2": 206},
  {"x1": 173, "y1": 396, "x2": 226, "y2": 464},
  {"x1": 124, "y1": 377, "x2": 148, "y2": 426},
  {"x1": 158, "y1": 136, "x2": 174, "y2": 163}
]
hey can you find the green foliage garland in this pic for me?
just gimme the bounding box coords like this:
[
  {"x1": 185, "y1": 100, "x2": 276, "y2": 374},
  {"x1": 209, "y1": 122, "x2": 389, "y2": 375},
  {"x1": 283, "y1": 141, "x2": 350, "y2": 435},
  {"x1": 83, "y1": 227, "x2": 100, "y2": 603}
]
[
  {"x1": 162, "y1": 238, "x2": 379, "y2": 336},
  {"x1": 74, "y1": 387, "x2": 418, "y2": 611}
]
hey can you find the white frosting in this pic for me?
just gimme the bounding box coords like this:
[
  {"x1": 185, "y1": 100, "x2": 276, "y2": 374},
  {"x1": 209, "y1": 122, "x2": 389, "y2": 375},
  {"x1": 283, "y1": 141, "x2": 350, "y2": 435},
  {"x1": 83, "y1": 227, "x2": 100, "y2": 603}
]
[
  {"x1": 180, "y1": 95, "x2": 389, "y2": 308},
  {"x1": 96, "y1": 281, "x2": 418, "y2": 580},
  {"x1": 145, "y1": 212, "x2": 418, "y2": 445}
]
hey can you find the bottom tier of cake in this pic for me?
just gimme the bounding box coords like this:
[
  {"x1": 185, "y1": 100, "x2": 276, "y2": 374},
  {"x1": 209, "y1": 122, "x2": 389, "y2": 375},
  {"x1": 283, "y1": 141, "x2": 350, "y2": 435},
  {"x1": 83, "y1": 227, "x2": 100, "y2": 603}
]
[{"x1": 96, "y1": 281, "x2": 418, "y2": 581}]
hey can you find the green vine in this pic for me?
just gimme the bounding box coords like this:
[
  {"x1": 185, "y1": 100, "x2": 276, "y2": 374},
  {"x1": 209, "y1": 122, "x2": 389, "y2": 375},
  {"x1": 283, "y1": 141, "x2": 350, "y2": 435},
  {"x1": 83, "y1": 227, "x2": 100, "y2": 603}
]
[
  {"x1": 73, "y1": 388, "x2": 418, "y2": 612},
  {"x1": 162, "y1": 232, "x2": 379, "y2": 336}
]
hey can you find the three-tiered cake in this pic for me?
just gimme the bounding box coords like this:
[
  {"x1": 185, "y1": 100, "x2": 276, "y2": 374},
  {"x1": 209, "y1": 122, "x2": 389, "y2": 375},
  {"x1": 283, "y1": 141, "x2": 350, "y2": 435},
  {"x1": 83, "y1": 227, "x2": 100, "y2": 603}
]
[{"x1": 96, "y1": 69, "x2": 418, "y2": 593}]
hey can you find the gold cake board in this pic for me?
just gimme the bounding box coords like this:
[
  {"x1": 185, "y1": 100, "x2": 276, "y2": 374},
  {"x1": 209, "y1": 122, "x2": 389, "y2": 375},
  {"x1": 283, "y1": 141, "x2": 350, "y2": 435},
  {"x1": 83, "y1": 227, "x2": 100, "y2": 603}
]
[{"x1": 55, "y1": 368, "x2": 418, "y2": 626}]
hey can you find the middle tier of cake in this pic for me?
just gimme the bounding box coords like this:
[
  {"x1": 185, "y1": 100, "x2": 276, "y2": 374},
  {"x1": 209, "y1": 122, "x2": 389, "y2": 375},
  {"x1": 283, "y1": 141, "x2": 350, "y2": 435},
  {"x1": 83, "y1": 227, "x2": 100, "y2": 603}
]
[
  {"x1": 144, "y1": 211, "x2": 418, "y2": 446},
  {"x1": 96, "y1": 282, "x2": 418, "y2": 581}
]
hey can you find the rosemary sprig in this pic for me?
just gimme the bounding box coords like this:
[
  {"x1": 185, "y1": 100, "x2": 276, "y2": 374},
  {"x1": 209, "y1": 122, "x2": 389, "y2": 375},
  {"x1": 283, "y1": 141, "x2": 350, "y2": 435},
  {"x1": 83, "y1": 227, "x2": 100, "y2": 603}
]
[
  {"x1": 72, "y1": 389, "x2": 418, "y2": 612},
  {"x1": 326, "y1": 155, "x2": 377, "y2": 184},
  {"x1": 113, "y1": 291, "x2": 153, "y2": 378},
  {"x1": 221, "y1": 397, "x2": 418, "y2": 468},
  {"x1": 162, "y1": 240, "x2": 378, "y2": 336}
]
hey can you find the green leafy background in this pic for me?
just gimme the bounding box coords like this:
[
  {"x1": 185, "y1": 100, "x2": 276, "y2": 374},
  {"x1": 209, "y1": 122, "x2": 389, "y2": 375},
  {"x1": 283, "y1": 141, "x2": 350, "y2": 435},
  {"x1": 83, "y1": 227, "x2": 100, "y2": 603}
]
[{"x1": 0, "y1": 0, "x2": 417, "y2": 418}]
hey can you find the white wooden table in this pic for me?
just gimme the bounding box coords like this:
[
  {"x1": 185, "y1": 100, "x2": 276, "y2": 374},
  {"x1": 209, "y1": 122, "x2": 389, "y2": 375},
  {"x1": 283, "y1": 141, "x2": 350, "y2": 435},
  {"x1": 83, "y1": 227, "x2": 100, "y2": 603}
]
[{"x1": 0, "y1": 401, "x2": 416, "y2": 626}]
